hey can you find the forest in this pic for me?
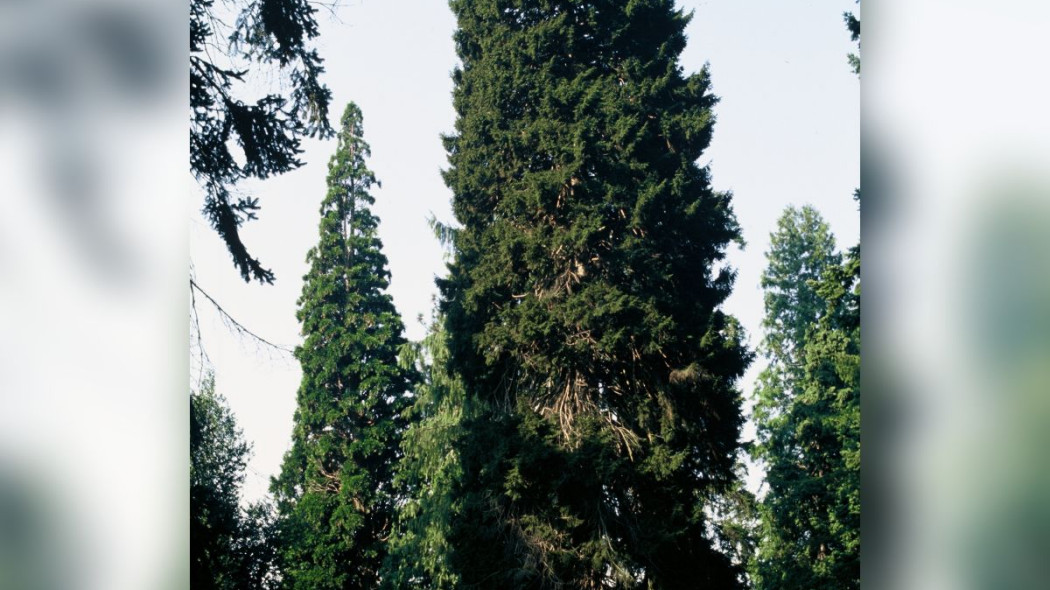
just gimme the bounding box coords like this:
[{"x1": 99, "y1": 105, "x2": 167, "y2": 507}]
[{"x1": 190, "y1": 1, "x2": 860, "y2": 588}]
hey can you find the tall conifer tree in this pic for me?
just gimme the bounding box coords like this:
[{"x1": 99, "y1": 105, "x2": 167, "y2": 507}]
[
  {"x1": 439, "y1": 1, "x2": 751, "y2": 587},
  {"x1": 753, "y1": 206, "x2": 841, "y2": 432},
  {"x1": 271, "y1": 103, "x2": 416, "y2": 590},
  {"x1": 750, "y1": 10, "x2": 862, "y2": 581},
  {"x1": 750, "y1": 244, "x2": 859, "y2": 590},
  {"x1": 750, "y1": 206, "x2": 860, "y2": 590}
]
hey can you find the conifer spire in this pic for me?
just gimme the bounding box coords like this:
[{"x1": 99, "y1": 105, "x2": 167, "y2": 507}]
[{"x1": 271, "y1": 102, "x2": 416, "y2": 590}]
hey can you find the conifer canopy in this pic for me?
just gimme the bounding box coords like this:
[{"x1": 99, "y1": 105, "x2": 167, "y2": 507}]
[
  {"x1": 438, "y1": 1, "x2": 752, "y2": 587},
  {"x1": 271, "y1": 103, "x2": 416, "y2": 590}
]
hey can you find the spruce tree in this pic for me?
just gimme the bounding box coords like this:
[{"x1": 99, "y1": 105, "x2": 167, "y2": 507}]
[
  {"x1": 751, "y1": 7, "x2": 862, "y2": 586},
  {"x1": 271, "y1": 103, "x2": 416, "y2": 590},
  {"x1": 438, "y1": 1, "x2": 751, "y2": 587}
]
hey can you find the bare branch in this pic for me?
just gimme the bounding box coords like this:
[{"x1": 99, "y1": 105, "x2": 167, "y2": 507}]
[{"x1": 189, "y1": 278, "x2": 295, "y2": 355}]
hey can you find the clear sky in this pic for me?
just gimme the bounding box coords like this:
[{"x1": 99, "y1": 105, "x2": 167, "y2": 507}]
[{"x1": 189, "y1": 0, "x2": 860, "y2": 503}]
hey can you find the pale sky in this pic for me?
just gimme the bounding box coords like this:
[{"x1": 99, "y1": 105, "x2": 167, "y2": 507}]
[{"x1": 189, "y1": 0, "x2": 860, "y2": 503}]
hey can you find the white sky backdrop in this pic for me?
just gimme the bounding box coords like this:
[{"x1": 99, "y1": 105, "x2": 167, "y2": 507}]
[{"x1": 189, "y1": 0, "x2": 860, "y2": 503}]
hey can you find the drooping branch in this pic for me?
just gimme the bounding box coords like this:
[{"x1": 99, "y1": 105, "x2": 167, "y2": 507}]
[{"x1": 189, "y1": 277, "x2": 294, "y2": 355}]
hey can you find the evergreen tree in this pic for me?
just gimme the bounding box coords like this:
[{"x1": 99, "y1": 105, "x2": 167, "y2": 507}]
[
  {"x1": 806, "y1": 245, "x2": 859, "y2": 580},
  {"x1": 382, "y1": 312, "x2": 467, "y2": 590},
  {"x1": 270, "y1": 103, "x2": 416, "y2": 590},
  {"x1": 191, "y1": 374, "x2": 278, "y2": 590},
  {"x1": 438, "y1": 1, "x2": 751, "y2": 587},
  {"x1": 749, "y1": 210, "x2": 859, "y2": 590},
  {"x1": 753, "y1": 206, "x2": 841, "y2": 429},
  {"x1": 192, "y1": 0, "x2": 333, "y2": 283}
]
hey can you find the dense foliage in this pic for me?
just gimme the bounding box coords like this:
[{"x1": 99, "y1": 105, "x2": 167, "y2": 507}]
[
  {"x1": 190, "y1": 4, "x2": 861, "y2": 590},
  {"x1": 750, "y1": 207, "x2": 859, "y2": 590},
  {"x1": 191, "y1": 375, "x2": 278, "y2": 590},
  {"x1": 437, "y1": 1, "x2": 752, "y2": 587},
  {"x1": 753, "y1": 206, "x2": 841, "y2": 430},
  {"x1": 382, "y1": 314, "x2": 467, "y2": 590},
  {"x1": 270, "y1": 103, "x2": 416, "y2": 589},
  {"x1": 191, "y1": 0, "x2": 333, "y2": 283}
]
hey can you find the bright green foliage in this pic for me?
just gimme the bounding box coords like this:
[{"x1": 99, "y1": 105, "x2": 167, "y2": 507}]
[
  {"x1": 382, "y1": 315, "x2": 467, "y2": 590},
  {"x1": 751, "y1": 206, "x2": 860, "y2": 590},
  {"x1": 270, "y1": 103, "x2": 416, "y2": 589},
  {"x1": 806, "y1": 245, "x2": 860, "y2": 579},
  {"x1": 191, "y1": 374, "x2": 278, "y2": 590},
  {"x1": 754, "y1": 205, "x2": 841, "y2": 419},
  {"x1": 438, "y1": 1, "x2": 751, "y2": 587},
  {"x1": 759, "y1": 206, "x2": 841, "y2": 365}
]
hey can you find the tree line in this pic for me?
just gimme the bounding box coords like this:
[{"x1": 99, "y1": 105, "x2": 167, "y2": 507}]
[{"x1": 191, "y1": 1, "x2": 860, "y2": 588}]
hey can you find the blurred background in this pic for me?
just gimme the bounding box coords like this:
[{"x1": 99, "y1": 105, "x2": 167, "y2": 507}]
[
  {"x1": 0, "y1": 1, "x2": 185, "y2": 589},
  {"x1": 864, "y1": 1, "x2": 1050, "y2": 589},
  {"x1": 0, "y1": 0, "x2": 1048, "y2": 589}
]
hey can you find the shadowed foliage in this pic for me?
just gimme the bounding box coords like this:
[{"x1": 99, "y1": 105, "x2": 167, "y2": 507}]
[
  {"x1": 191, "y1": 375, "x2": 278, "y2": 590},
  {"x1": 191, "y1": 0, "x2": 333, "y2": 283},
  {"x1": 438, "y1": 1, "x2": 752, "y2": 587}
]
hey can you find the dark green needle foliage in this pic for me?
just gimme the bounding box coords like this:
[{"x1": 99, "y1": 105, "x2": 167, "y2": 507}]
[
  {"x1": 191, "y1": 374, "x2": 278, "y2": 590},
  {"x1": 270, "y1": 103, "x2": 416, "y2": 589},
  {"x1": 191, "y1": 0, "x2": 333, "y2": 283},
  {"x1": 438, "y1": 1, "x2": 752, "y2": 587},
  {"x1": 750, "y1": 206, "x2": 859, "y2": 590}
]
